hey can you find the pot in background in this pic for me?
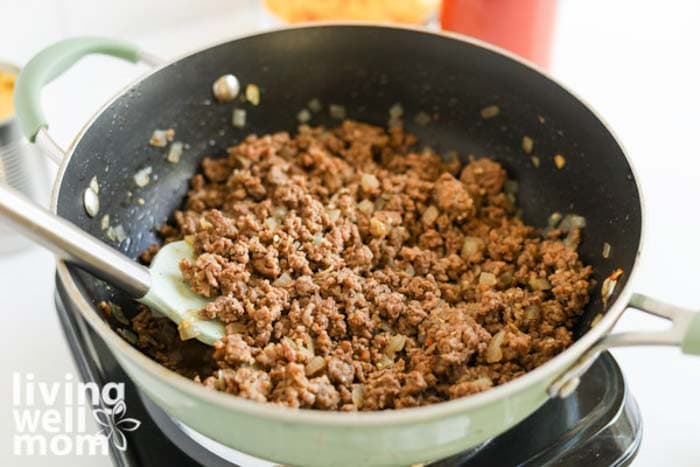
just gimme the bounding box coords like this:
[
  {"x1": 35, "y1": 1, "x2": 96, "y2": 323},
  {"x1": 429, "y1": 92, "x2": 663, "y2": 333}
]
[{"x1": 0, "y1": 61, "x2": 49, "y2": 254}]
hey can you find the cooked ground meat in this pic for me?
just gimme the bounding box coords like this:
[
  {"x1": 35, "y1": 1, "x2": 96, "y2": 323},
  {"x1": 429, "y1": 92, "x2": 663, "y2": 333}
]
[{"x1": 133, "y1": 120, "x2": 593, "y2": 411}]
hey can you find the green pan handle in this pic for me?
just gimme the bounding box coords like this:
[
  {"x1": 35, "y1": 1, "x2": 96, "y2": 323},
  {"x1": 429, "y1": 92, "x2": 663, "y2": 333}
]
[
  {"x1": 550, "y1": 293, "x2": 700, "y2": 398},
  {"x1": 626, "y1": 294, "x2": 700, "y2": 356},
  {"x1": 681, "y1": 312, "x2": 700, "y2": 354},
  {"x1": 14, "y1": 37, "x2": 144, "y2": 142}
]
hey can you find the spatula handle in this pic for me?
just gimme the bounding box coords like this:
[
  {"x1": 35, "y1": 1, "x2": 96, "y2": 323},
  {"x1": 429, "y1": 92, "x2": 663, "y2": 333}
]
[{"x1": 0, "y1": 183, "x2": 151, "y2": 297}]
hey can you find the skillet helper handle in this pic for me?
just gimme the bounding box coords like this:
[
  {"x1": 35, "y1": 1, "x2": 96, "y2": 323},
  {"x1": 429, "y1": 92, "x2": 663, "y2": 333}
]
[
  {"x1": 13, "y1": 37, "x2": 162, "y2": 162},
  {"x1": 550, "y1": 293, "x2": 700, "y2": 398},
  {"x1": 0, "y1": 183, "x2": 151, "y2": 298},
  {"x1": 680, "y1": 308, "x2": 700, "y2": 354},
  {"x1": 629, "y1": 294, "x2": 700, "y2": 355}
]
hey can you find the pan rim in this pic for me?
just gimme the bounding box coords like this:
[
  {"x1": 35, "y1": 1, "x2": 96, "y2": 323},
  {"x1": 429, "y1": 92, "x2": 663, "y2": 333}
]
[{"x1": 52, "y1": 21, "x2": 645, "y2": 427}]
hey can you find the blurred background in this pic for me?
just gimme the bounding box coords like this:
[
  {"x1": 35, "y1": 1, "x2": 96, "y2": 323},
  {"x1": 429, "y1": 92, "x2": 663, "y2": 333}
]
[{"x1": 1, "y1": 1, "x2": 699, "y2": 466}]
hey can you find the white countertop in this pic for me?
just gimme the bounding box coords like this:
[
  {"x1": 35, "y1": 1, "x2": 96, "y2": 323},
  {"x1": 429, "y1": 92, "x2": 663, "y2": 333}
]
[{"x1": 1, "y1": 1, "x2": 699, "y2": 465}]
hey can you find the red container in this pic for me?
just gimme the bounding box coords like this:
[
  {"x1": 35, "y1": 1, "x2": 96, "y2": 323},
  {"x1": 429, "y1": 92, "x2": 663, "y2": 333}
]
[{"x1": 440, "y1": 0, "x2": 557, "y2": 68}]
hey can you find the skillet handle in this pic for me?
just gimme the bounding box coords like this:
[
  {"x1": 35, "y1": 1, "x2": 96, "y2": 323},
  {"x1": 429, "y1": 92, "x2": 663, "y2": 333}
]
[
  {"x1": 13, "y1": 37, "x2": 163, "y2": 162},
  {"x1": 549, "y1": 293, "x2": 700, "y2": 398},
  {"x1": 0, "y1": 182, "x2": 151, "y2": 298}
]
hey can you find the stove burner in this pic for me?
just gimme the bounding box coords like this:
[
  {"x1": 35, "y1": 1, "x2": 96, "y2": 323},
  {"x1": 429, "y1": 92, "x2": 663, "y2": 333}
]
[{"x1": 55, "y1": 280, "x2": 641, "y2": 466}]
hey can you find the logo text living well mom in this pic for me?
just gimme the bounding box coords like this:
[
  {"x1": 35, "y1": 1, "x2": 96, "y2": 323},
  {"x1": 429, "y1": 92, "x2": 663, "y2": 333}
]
[{"x1": 11, "y1": 372, "x2": 139, "y2": 456}]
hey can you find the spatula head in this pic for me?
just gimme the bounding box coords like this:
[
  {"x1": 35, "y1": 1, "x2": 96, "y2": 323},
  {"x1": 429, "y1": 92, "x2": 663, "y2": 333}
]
[{"x1": 138, "y1": 240, "x2": 225, "y2": 345}]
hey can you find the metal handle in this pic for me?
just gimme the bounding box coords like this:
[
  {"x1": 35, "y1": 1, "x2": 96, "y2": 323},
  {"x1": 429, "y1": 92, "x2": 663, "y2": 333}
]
[
  {"x1": 14, "y1": 37, "x2": 163, "y2": 162},
  {"x1": 0, "y1": 183, "x2": 151, "y2": 297},
  {"x1": 549, "y1": 293, "x2": 700, "y2": 398}
]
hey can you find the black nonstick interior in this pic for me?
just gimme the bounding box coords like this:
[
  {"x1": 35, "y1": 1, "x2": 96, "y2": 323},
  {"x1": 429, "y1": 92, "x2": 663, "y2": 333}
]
[{"x1": 55, "y1": 25, "x2": 642, "y2": 341}]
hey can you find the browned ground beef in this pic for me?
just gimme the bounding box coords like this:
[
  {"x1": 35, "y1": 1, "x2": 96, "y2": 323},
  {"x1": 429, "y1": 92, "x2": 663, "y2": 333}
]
[{"x1": 131, "y1": 120, "x2": 593, "y2": 411}]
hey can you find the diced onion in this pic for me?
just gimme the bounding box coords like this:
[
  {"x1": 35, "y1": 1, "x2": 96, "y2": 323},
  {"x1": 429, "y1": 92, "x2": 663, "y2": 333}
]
[
  {"x1": 522, "y1": 136, "x2": 534, "y2": 154},
  {"x1": 297, "y1": 108, "x2": 311, "y2": 123},
  {"x1": 480, "y1": 105, "x2": 500, "y2": 119},
  {"x1": 149, "y1": 128, "x2": 174, "y2": 147},
  {"x1": 361, "y1": 173, "x2": 380, "y2": 191},
  {"x1": 479, "y1": 272, "x2": 497, "y2": 286},
  {"x1": 273, "y1": 272, "x2": 293, "y2": 287},
  {"x1": 525, "y1": 305, "x2": 541, "y2": 322},
  {"x1": 461, "y1": 236, "x2": 484, "y2": 257},
  {"x1": 304, "y1": 334, "x2": 315, "y2": 356},
  {"x1": 113, "y1": 224, "x2": 127, "y2": 243},
  {"x1": 272, "y1": 206, "x2": 288, "y2": 219},
  {"x1": 264, "y1": 217, "x2": 280, "y2": 231},
  {"x1": 369, "y1": 218, "x2": 388, "y2": 238},
  {"x1": 107, "y1": 224, "x2": 127, "y2": 243},
  {"x1": 245, "y1": 84, "x2": 260, "y2": 106},
  {"x1": 100, "y1": 214, "x2": 110, "y2": 231},
  {"x1": 422, "y1": 205, "x2": 439, "y2": 225},
  {"x1": 559, "y1": 214, "x2": 586, "y2": 232},
  {"x1": 485, "y1": 330, "x2": 505, "y2": 363},
  {"x1": 306, "y1": 356, "x2": 326, "y2": 376},
  {"x1": 529, "y1": 277, "x2": 551, "y2": 291},
  {"x1": 308, "y1": 98, "x2": 322, "y2": 113},
  {"x1": 472, "y1": 376, "x2": 493, "y2": 388},
  {"x1": 602, "y1": 242, "x2": 612, "y2": 259},
  {"x1": 389, "y1": 103, "x2": 404, "y2": 119},
  {"x1": 133, "y1": 166, "x2": 152, "y2": 187},
  {"x1": 563, "y1": 230, "x2": 579, "y2": 249},
  {"x1": 547, "y1": 211, "x2": 563, "y2": 228},
  {"x1": 385, "y1": 334, "x2": 407, "y2": 355},
  {"x1": 601, "y1": 269, "x2": 623, "y2": 306},
  {"x1": 167, "y1": 141, "x2": 183, "y2": 164},
  {"x1": 329, "y1": 104, "x2": 346, "y2": 119},
  {"x1": 326, "y1": 209, "x2": 341, "y2": 223},
  {"x1": 384, "y1": 211, "x2": 402, "y2": 225},
  {"x1": 232, "y1": 108, "x2": 247, "y2": 128},
  {"x1": 375, "y1": 353, "x2": 394, "y2": 370},
  {"x1": 601, "y1": 277, "x2": 615, "y2": 304},
  {"x1": 351, "y1": 384, "x2": 364, "y2": 408},
  {"x1": 149, "y1": 130, "x2": 167, "y2": 147}
]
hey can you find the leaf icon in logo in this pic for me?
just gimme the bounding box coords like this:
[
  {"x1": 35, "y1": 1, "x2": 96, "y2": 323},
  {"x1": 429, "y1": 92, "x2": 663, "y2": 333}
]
[
  {"x1": 112, "y1": 400, "x2": 127, "y2": 420},
  {"x1": 91, "y1": 398, "x2": 141, "y2": 452},
  {"x1": 92, "y1": 408, "x2": 112, "y2": 429}
]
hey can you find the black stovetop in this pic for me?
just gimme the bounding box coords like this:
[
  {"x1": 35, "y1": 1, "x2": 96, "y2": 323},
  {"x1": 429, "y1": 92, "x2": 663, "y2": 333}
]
[{"x1": 55, "y1": 279, "x2": 642, "y2": 467}]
